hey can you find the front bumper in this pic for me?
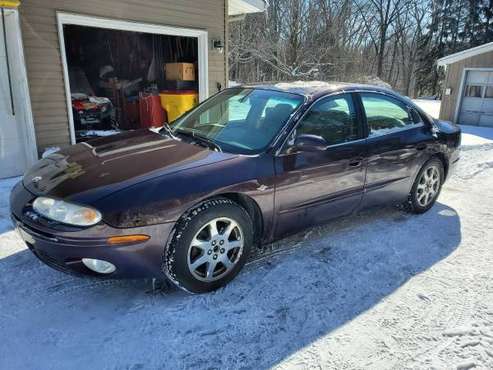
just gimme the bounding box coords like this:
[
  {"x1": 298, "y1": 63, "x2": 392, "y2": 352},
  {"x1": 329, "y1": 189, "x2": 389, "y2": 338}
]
[{"x1": 10, "y1": 182, "x2": 174, "y2": 279}]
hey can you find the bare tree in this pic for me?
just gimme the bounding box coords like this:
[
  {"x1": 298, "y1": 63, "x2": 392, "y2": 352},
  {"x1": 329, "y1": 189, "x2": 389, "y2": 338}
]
[{"x1": 229, "y1": 0, "x2": 490, "y2": 97}]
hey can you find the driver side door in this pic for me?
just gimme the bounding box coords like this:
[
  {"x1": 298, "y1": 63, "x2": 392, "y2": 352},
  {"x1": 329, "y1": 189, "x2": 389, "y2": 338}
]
[{"x1": 273, "y1": 93, "x2": 367, "y2": 238}]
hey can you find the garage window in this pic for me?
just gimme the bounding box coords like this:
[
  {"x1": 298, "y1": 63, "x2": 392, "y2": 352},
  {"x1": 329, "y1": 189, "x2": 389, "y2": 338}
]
[
  {"x1": 485, "y1": 86, "x2": 493, "y2": 99},
  {"x1": 464, "y1": 85, "x2": 484, "y2": 98}
]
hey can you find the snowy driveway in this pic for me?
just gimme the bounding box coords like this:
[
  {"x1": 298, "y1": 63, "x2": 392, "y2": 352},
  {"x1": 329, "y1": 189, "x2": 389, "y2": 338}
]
[{"x1": 1, "y1": 132, "x2": 493, "y2": 369}]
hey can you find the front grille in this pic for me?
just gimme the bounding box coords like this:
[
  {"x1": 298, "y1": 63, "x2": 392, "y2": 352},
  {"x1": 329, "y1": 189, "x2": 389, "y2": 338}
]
[{"x1": 26, "y1": 243, "x2": 75, "y2": 275}]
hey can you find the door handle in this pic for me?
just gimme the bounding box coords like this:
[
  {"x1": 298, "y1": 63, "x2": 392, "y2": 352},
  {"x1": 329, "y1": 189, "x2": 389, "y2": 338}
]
[
  {"x1": 348, "y1": 160, "x2": 362, "y2": 167},
  {"x1": 417, "y1": 143, "x2": 427, "y2": 151}
]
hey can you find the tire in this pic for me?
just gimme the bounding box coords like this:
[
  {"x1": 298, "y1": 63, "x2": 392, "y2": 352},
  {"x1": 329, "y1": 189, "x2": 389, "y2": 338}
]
[
  {"x1": 163, "y1": 198, "x2": 254, "y2": 294},
  {"x1": 405, "y1": 157, "x2": 444, "y2": 214}
]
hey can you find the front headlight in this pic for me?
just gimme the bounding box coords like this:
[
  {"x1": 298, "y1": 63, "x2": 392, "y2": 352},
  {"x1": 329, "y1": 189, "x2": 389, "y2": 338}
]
[{"x1": 32, "y1": 197, "x2": 102, "y2": 227}]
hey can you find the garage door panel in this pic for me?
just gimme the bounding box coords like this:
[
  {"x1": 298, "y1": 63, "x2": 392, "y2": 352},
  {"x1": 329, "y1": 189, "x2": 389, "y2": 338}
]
[
  {"x1": 459, "y1": 111, "x2": 481, "y2": 126},
  {"x1": 479, "y1": 114, "x2": 493, "y2": 127},
  {"x1": 483, "y1": 97, "x2": 493, "y2": 114},
  {"x1": 488, "y1": 72, "x2": 493, "y2": 84},
  {"x1": 459, "y1": 70, "x2": 493, "y2": 126},
  {"x1": 467, "y1": 71, "x2": 490, "y2": 84},
  {"x1": 462, "y1": 96, "x2": 483, "y2": 112},
  {"x1": 0, "y1": 11, "x2": 30, "y2": 178}
]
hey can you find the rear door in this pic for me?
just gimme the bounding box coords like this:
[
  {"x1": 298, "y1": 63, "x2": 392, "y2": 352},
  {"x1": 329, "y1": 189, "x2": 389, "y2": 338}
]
[
  {"x1": 273, "y1": 93, "x2": 366, "y2": 238},
  {"x1": 357, "y1": 92, "x2": 434, "y2": 208}
]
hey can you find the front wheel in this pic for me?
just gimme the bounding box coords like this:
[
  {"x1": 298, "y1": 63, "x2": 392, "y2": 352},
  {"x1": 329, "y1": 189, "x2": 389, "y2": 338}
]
[
  {"x1": 163, "y1": 198, "x2": 253, "y2": 293},
  {"x1": 406, "y1": 158, "x2": 444, "y2": 214}
]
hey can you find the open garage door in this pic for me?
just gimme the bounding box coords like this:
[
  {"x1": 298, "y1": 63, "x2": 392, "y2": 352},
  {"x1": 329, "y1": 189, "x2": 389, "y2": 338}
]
[
  {"x1": 459, "y1": 70, "x2": 493, "y2": 127},
  {"x1": 57, "y1": 13, "x2": 208, "y2": 143}
]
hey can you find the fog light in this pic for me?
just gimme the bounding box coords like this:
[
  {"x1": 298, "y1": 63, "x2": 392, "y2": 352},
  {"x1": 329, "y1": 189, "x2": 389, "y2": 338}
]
[{"x1": 82, "y1": 258, "x2": 116, "y2": 274}]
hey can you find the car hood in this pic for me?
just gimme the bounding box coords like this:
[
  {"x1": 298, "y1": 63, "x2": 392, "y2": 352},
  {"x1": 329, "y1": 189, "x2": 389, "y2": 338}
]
[{"x1": 23, "y1": 130, "x2": 237, "y2": 202}]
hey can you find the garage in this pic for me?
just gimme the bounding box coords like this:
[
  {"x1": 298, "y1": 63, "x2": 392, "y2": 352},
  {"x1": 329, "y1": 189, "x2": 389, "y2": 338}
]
[
  {"x1": 438, "y1": 41, "x2": 493, "y2": 126},
  {"x1": 458, "y1": 69, "x2": 493, "y2": 126},
  {"x1": 58, "y1": 13, "x2": 209, "y2": 143},
  {"x1": 0, "y1": 0, "x2": 267, "y2": 180}
]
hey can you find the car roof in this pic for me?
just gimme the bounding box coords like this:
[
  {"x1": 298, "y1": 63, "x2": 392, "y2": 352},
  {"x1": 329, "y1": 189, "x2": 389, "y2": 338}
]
[{"x1": 239, "y1": 81, "x2": 396, "y2": 99}]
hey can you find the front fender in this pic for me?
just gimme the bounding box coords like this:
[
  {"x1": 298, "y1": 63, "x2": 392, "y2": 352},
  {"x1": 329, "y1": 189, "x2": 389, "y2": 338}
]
[{"x1": 95, "y1": 155, "x2": 276, "y2": 231}]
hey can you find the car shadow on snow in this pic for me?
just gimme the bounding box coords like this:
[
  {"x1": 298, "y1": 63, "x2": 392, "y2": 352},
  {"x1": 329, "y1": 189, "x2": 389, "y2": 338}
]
[
  {"x1": 0, "y1": 202, "x2": 461, "y2": 369},
  {"x1": 461, "y1": 124, "x2": 493, "y2": 141}
]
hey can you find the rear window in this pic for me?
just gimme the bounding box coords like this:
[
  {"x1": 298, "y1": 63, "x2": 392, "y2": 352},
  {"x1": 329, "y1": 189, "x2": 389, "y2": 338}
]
[{"x1": 361, "y1": 93, "x2": 416, "y2": 137}]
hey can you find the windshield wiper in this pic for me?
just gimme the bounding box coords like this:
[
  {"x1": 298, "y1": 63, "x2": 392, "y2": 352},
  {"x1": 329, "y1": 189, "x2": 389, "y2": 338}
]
[
  {"x1": 159, "y1": 124, "x2": 178, "y2": 140},
  {"x1": 174, "y1": 129, "x2": 222, "y2": 152}
]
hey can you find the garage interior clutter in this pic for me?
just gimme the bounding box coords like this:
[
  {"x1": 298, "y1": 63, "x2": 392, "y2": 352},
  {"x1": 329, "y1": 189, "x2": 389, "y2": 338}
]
[{"x1": 64, "y1": 24, "x2": 200, "y2": 142}]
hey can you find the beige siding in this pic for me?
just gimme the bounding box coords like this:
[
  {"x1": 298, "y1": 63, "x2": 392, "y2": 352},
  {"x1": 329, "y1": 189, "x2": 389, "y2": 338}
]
[
  {"x1": 439, "y1": 50, "x2": 493, "y2": 122},
  {"x1": 19, "y1": 0, "x2": 227, "y2": 153}
]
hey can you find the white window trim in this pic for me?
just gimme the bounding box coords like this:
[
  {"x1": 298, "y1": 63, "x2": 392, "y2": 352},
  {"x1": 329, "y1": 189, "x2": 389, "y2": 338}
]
[{"x1": 56, "y1": 12, "x2": 209, "y2": 144}]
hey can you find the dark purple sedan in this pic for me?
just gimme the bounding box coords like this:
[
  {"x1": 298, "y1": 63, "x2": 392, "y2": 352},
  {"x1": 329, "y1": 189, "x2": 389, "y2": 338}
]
[{"x1": 10, "y1": 82, "x2": 461, "y2": 293}]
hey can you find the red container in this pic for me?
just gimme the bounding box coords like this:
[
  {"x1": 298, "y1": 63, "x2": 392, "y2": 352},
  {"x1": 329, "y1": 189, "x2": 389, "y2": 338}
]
[
  {"x1": 139, "y1": 93, "x2": 165, "y2": 128},
  {"x1": 119, "y1": 96, "x2": 140, "y2": 130}
]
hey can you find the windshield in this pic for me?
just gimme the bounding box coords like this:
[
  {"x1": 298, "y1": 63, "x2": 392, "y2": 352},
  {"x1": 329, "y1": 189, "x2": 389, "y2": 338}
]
[{"x1": 170, "y1": 88, "x2": 305, "y2": 154}]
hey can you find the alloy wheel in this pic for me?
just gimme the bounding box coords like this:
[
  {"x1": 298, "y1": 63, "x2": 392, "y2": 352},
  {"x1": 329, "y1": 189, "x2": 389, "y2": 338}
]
[
  {"x1": 187, "y1": 217, "x2": 244, "y2": 282},
  {"x1": 416, "y1": 165, "x2": 441, "y2": 207}
]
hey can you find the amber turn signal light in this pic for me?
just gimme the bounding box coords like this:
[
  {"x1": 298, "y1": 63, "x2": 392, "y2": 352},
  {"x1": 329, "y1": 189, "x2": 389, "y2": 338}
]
[{"x1": 107, "y1": 234, "x2": 150, "y2": 245}]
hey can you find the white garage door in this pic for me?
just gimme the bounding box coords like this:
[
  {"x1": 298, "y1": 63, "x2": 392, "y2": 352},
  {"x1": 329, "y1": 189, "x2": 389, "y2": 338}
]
[
  {"x1": 459, "y1": 70, "x2": 493, "y2": 127},
  {"x1": 0, "y1": 9, "x2": 37, "y2": 179}
]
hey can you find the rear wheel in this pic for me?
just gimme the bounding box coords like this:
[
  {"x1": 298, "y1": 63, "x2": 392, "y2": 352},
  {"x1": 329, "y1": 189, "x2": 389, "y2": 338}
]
[
  {"x1": 406, "y1": 158, "x2": 444, "y2": 214},
  {"x1": 164, "y1": 198, "x2": 253, "y2": 293}
]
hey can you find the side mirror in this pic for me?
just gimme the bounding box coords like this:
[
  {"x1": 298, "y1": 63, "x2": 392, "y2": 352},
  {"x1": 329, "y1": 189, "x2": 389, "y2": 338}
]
[
  {"x1": 294, "y1": 134, "x2": 329, "y2": 152},
  {"x1": 430, "y1": 121, "x2": 440, "y2": 138}
]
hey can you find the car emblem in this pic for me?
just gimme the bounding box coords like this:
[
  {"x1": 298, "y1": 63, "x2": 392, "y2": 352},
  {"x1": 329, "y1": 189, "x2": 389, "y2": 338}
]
[{"x1": 32, "y1": 176, "x2": 42, "y2": 183}]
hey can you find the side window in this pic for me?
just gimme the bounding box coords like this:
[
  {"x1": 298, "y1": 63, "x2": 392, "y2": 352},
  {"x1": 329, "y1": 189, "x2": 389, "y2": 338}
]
[
  {"x1": 484, "y1": 86, "x2": 493, "y2": 99},
  {"x1": 361, "y1": 93, "x2": 415, "y2": 137},
  {"x1": 410, "y1": 108, "x2": 424, "y2": 124},
  {"x1": 464, "y1": 85, "x2": 484, "y2": 98},
  {"x1": 295, "y1": 94, "x2": 361, "y2": 146}
]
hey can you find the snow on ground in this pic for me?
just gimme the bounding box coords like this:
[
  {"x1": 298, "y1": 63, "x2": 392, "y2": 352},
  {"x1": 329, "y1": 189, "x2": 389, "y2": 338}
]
[
  {"x1": 42, "y1": 147, "x2": 60, "y2": 158},
  {"x1": 460, "y1": 126, "x2": 493, "y2": 147},
  {"x1": 414, "y1": 99, "x2": 493, "y2": 147},
  {"x1": 1, "y1": 140, "x2": 493, "y2": 369},
  {"x1": 413, "y1": 99, "x2": 442, "y2": 119}
]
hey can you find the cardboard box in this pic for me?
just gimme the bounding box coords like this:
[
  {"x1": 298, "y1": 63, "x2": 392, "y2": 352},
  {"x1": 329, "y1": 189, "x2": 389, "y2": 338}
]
[{"x1": 165, "y1": 63, "x2": 196, "y2": 81}]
